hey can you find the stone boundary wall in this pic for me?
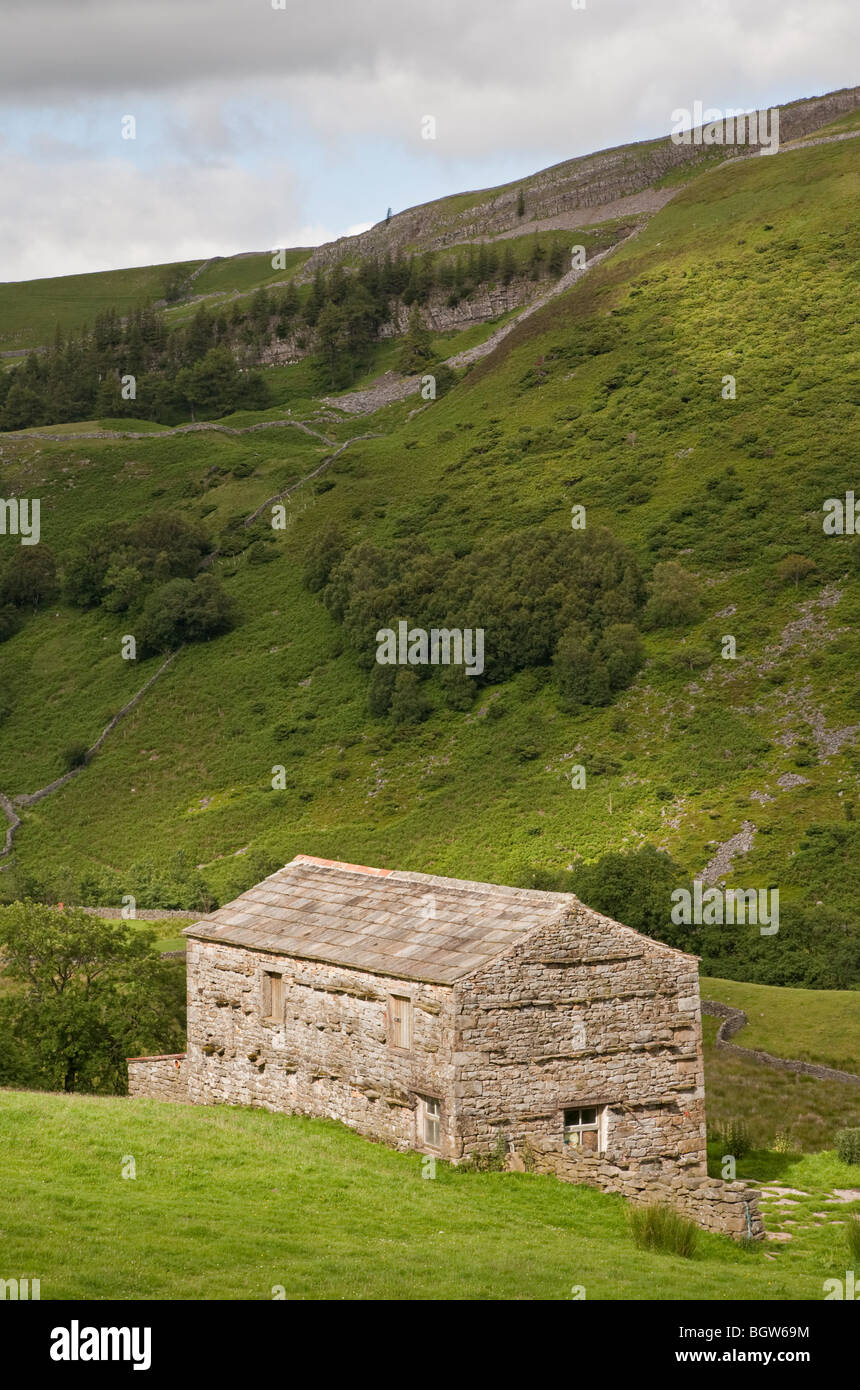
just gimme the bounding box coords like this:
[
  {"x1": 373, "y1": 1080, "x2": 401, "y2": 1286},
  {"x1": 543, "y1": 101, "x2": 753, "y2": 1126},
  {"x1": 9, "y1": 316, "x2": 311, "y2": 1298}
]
[
  {"x1": 127, "y1": 1053, "x2": 189, "y2": 1102},
  {"x1": 531, "y1": 1141, "x2": 764, "y2": 1240},
  {"x1": 702, "y1": 1000, "x2": 860, "y2": 1087}
]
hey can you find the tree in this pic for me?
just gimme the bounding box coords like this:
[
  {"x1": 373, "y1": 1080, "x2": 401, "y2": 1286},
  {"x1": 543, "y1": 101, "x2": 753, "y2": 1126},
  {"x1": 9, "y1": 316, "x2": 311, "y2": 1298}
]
[
  {"x1": 547, "y1": 242, "x2": 565, "y2": 276},
  {"x1": 516, "y1": 187, "x2": 525, "y2": 217},
  {"x1": 316, "y1": 300, "x2": 351, "y2": 388},
  {"x1": 389, "y1": 670, "x2": 431, "y2": 726},
  {"x1": 397, "y1": 307, "x2": 435, "y2": 373},
  {"x1": 598, "y1": 622, "x2": 645, "y2": 691},
  {"x1": 367, "y1": 663, "x2": 396, "y2": 717},
  {"x1": 176, "y1": 347, "x2": 243, "y2": 420},
  {"x1": 571, "y1": 846, "x2": 690, "y2": 949},
  {"x1": 644, "y1": 561, "x2": 702, "y2": 628},
  {"x1": 776, "y1": 553, "x2": 817, "y2": 589},
  {"x1": 0, "y1": 545, "x2": 58, "y2": 611},
  {"x1": 303, "y1": 524, "x2": 345, "y2": 593},
  {"x1": 0, "y1": 902, "x2": 185, "y2": 1093},
  {"x1": 0, "y1": 378, "x2": 45, "y2": 430},
  {"x1": 139, "y1": 573, "x2": 236, "y2": 652},
  {"x1": 553, "y1": 621, "x2": 610, "y2": 707}
]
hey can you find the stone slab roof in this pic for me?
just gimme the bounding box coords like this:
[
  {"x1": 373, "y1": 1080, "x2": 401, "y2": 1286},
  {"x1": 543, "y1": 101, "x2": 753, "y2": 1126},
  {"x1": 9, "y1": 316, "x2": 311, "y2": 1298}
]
[{"x1": 183, "y1": 854, "x2": 575, "y2": 984}]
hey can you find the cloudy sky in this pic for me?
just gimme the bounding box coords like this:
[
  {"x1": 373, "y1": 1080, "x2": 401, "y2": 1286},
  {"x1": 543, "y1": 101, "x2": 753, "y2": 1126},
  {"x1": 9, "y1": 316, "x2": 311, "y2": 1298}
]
[{"x1": 1, "y1": 0, "x2": 856, "y2": 282}]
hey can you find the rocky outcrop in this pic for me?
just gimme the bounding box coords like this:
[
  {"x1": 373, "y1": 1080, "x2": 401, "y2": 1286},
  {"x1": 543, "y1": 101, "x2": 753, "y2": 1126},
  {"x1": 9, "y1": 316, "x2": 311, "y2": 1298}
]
[{"x1": 296, "y1": 89, "x2": 859, "y2": 279}]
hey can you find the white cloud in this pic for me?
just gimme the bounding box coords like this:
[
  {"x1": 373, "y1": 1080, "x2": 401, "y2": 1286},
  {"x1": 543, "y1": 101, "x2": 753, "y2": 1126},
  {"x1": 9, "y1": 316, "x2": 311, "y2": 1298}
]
[{"x1": 0, "y1": 155, "x2": 305, "y2": 282}]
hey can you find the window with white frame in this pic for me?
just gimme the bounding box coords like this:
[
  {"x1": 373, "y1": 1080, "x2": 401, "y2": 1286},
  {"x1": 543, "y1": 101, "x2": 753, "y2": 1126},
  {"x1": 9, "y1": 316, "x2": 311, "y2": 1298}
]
[
  {"x1": 563, "y1": 1106, "x2": 606, "y2": 1155},
  {"x1": 419, "y1": 1095, "x2": 441, "y2": 1149}
]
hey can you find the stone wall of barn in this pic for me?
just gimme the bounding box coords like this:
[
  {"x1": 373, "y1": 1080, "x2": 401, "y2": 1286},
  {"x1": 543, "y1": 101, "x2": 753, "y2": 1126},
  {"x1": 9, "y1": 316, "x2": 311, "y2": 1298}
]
[
  {"x1": 452, "y1": 906, "x2": 707, "y2": 1173},
  {"x1": 182, "y1": 938, "x2": 457, "y2": 1155},
  {"x1": 127, "y1": 1052, "x2": 189, "y2": 1101}
]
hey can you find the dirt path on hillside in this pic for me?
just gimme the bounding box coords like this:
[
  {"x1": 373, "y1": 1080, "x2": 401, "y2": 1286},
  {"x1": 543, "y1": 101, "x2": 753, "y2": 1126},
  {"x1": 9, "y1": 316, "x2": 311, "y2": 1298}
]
[
  {"x1": 3, "y1": 129, "x2": 857, "y2": 363},
  {"x1": 319, "y1": 130, "x2": 860, "y2": 419}
]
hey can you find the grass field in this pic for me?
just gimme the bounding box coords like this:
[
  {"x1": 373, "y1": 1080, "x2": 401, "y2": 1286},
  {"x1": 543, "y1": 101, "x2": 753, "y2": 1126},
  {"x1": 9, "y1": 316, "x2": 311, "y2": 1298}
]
[
  {"x1": 1, "y1": 1089, "x2": 856, "y2": 1300},
  {"x1": 702, "y1": 1016, "x2": 860, "y2": 1152},
  {"x1": 0, "y1": 260, "x2": 203, "y2": 351},
  {"x1": 701, "y1": 976, "x2": 860, "y2": 1074}
]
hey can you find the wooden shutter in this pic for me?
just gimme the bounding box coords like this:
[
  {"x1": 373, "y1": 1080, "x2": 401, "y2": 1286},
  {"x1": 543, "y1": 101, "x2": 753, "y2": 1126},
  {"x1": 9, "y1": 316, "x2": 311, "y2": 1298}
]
[{"x1": 388, "y1": 994, "x2": 411, "y2": 1048}]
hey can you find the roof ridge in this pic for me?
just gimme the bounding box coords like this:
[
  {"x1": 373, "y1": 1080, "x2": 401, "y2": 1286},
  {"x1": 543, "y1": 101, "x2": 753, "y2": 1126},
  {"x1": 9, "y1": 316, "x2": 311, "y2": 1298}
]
[
  {"x1": 287, "y1": 854, "x2": 392, "y2": 877},
  {"x1": 286, "y1": 854, "x2": 574, "y2": 902}
]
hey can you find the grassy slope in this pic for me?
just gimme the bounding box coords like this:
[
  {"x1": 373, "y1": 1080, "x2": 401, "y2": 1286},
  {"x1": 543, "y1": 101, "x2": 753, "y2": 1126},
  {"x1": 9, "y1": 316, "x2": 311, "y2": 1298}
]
[
  {"x1": 702, "y1": 1016, "x2": 860, "y2": 1151},
  {"x1": 1, "y1": 1089, "x2": 854, "y2": 1300},
  {"x1": 0, "y1": 260, "x2": 203, "y2": 351},
  {"x1": 0, "y1": 137, "x2": 857, "y2": 916},
  {"x1": 701, "y1": 976, "x2": 860, "y2": 1073}
]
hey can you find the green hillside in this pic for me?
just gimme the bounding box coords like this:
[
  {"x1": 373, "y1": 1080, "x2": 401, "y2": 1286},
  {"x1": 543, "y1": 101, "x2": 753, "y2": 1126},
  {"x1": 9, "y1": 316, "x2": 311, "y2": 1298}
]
[
  {"x1": 0, "y1": 260, "x2": 203, "y2": 352},
  {"x1": 0, "y1": 123, "x2": 857, "y2": 996},
  {"x1": 1, "y1": 1089, "x2": 855, "y2": 1300},
  {"x1": 701, "y1": 976, "x2": 860, "y2": 1073}
]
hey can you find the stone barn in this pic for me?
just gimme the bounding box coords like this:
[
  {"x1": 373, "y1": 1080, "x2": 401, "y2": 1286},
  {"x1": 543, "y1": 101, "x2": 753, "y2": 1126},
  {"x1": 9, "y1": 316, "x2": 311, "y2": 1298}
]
[{"x1": 128, "y1": 854, "x2": 762, "y2": 1238}]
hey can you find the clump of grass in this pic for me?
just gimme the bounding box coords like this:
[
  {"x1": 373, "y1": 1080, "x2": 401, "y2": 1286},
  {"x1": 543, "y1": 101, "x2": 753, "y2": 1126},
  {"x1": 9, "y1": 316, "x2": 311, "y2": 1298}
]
[
  {"x1": 717, "y1": 1118, "x2": 752, "y2": 1159},
  {"x1": 630, "y1": 1203, "x2": 698, "y2": 1258},
  {"x1": 847, "y1": 1216, "x2": 860, "y2": 1264},
  {"x1": 464, "y1": 1129, "x2": 510, "y2": 1172}
]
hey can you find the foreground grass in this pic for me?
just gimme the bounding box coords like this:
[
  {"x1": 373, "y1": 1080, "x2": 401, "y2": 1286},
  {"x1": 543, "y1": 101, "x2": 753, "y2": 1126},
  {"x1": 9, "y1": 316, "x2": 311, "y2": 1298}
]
[{"x1": 0, "y1": 1090, "x2": 848, "y2": 1301}]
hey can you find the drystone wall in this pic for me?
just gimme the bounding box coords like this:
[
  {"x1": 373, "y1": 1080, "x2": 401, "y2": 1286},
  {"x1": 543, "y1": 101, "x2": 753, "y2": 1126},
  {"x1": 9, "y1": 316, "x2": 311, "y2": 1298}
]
[
  {"x1": 182, "y1": 939, "x2": 457, "y2": 1155},
  {"x1": 702, "y1": 1000, "x2": 860, "y2": 1086},
  {"x1": 127, "y1": 1053, "x2": 188, "y2": 1102},
  {"x1": 530, "y1": 1142, "x2": 764, "y2": 1239}
]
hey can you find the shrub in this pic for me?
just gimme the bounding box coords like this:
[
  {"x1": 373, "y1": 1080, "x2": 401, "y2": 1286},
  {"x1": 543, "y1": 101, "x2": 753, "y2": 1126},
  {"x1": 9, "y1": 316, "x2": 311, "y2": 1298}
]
[
  {"x1": 630, "y1": 1203, "x2": 697, "y2": 1257},
  {"x1": 0, "y1": 604, "x2": 21, "y2": 642},
  {"x1": 776, "y1": 553, "x2": 817, "y2": 588},
  {"x1": 835, "y1": 1128, "x2": 860, "y2": 1166},
  {"x1": 62, "y1": 743, "x2": 89, "y2": 772},
  {"x1": 430, "y1": 362, "x2": 457, "y2": 397},
  {"x1": 139, "y1": 574, "x2": 236, "y2": 652},
  {"x1": 644, "y1": 561, "x2": 702, "y2": 628},
  {"x1": 517, "y1": 1138, "x2": 537, "y2": 1172},
  {"x1": 466, "y1": 1130, "x2": 509, "y2": 1172}
]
